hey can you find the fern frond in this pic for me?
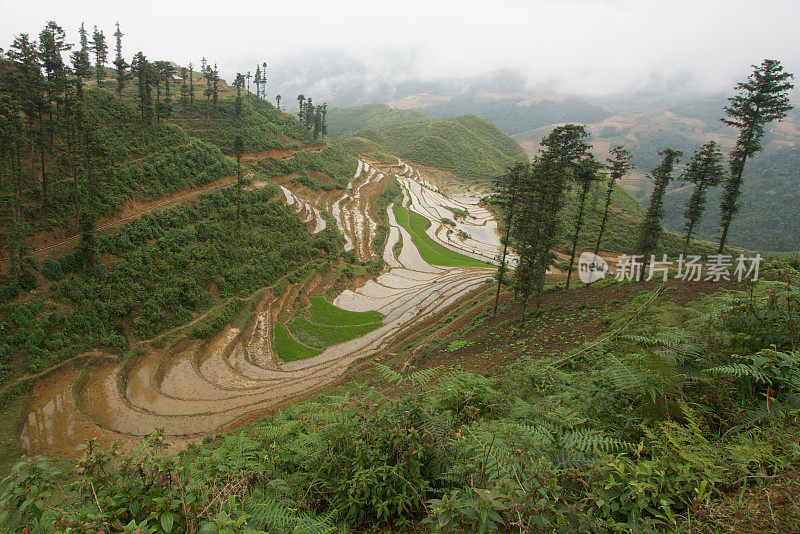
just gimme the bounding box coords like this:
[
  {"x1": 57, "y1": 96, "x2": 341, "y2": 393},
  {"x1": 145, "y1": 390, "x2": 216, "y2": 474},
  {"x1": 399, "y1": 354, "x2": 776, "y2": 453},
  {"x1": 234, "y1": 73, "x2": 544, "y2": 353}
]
[
  {"x1": 374, "y1": 362, "x2": 402, "y2": 383},
  {"x1": 410, "y1": 366, "x2": 440, "y2": 386}
]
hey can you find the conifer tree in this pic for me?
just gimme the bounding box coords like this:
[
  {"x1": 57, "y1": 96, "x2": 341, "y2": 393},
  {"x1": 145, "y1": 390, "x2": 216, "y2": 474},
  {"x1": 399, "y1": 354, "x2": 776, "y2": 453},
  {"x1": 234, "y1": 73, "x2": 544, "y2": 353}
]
[
  {"x1": 717, "y1": 59, "x2": 794, "y2": 252},
  {"x1": 246, "y1": 71, "x2": 251, "y2": 93},
  {"x1": 304, "y1": 98, "x2": 314, "y2": 129},
  {"x1": 131, "y1": 52, "x2": 152, "y2": 138},
  {"x1": 180, "y1": 67, "x2": 189, "y2": 108},
  {"x1": 512, "y1": 125, "x2": 588, "y2": 319},
  {"x1": 680, "y1": 141, "x2": 725, "y2": 254},
  {"x1": 594, "y1": 146, "x2": 632, "y2": 257},
  {"x1": 565, "y1": 155, "x2": 602, "y2": 290},
  {"x1": 212, "y1": 63, "x2": 219, "y2": 107},
  {"x1": 297, "y1": 94, "x2": 305, "y2": 121},
  {"x1": 7, "y1": 34, "x2": 45, "y2": 213},
  {"x1": 37, "y1": 22, "x2": 70, "y2": 218},
  {"x1": 78, "y1": 22, "x2": 88, "y2": 53},
  {"x1": 233, "y1": 73, "x2": 244, "y2": 117},
  {"x1": 637, "y1": 149, "x2": 681, "y2": 279},
  {"x1": 90, "y1": 27, "x2": 108, "y2": 84},
  {"x1": 254, "y1": 65, "x2": 261, "y2": 99},
  {"x1": 261, "y1": 62, "x2": 267, "y2": 97},
  {"x1": 112, "y1": 22, "x2": 128, "y2": 97},
  {"x1": 321, "y1": 102, "x2": 328, "y2": 137},
  {"x1": 492, "y1": 162, "x2": 527, "y2": 314},
  {"x1": 276, "y1": 94, "x2": 281, "y2": 110},
  {"x1": 188, "y1": 62, "x2": 194, "y2": 107}
]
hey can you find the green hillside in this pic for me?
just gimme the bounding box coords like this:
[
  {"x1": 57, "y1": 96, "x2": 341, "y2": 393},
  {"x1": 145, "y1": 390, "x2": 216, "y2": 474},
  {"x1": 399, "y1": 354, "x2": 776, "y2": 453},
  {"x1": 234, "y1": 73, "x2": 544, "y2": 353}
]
[
  {"x1": 662, "y1": 145, "x2": 800, "y2": 252},
  {"x1": 325, "y1": 103, "x2": 427, "y2": 138},
  {"x1": 349, "y1": 114, "x2": 528, "y2": 181}
]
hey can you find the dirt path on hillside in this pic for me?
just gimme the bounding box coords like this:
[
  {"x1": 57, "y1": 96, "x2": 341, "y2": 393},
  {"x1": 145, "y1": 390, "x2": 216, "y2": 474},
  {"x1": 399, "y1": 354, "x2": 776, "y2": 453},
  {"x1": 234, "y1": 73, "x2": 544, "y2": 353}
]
[{"x1": 4, "y1": 144, "x2": 323, "y2": 269}]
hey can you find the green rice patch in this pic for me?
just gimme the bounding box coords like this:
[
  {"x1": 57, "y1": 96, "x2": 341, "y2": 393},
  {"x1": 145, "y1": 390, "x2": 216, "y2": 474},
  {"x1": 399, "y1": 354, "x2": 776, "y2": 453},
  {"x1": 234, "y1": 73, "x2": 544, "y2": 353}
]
[
  {"x1": 394, "y1": 204, "x2": 492, "y2": 268},
  {"x1": 288, "y1": 317, "x2": 381, "y2": 349},
  {"x1": 308, "y1": 297, "x2": 382, "y2": 326},
  {"x1": 274, "y1": 324, "x2": 322, "y2": 362}
]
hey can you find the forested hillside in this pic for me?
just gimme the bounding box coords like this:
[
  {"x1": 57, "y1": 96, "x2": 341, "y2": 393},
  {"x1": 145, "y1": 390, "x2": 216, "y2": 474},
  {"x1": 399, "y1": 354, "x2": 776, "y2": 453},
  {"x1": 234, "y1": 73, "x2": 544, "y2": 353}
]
[
  {"x1": 346, "y1": 114, "x2": 528, "y2": 181},
  {"x1": 325, "y1": 103, "x2": 427, "y2": 137},
  {"x1": 662, "y1": 145, "x2": 800, "y2": 252}
]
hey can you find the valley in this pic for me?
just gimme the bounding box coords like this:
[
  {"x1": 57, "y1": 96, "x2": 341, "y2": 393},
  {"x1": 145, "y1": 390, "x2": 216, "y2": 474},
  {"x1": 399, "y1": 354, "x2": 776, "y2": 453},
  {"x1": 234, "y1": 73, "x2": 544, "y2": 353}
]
[{"x1": 17, "y1": 156, "x2": 502, "y2": 458}]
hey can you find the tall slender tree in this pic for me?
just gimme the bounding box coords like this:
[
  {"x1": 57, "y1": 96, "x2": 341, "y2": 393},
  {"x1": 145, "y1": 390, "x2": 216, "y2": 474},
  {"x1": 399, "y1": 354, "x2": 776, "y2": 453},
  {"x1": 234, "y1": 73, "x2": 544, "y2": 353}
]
[
  {"x1": 112, "y1": 22, "x2": 127, "y2": 97},
  {"x1": 90, "y1": 27, "x2": 108, "y2": 84},
  {"x1": 187, "y1": 62, "x2": 194, "y2": 108},
  {"x1": 565, "y1": 155, "x2": 602, "y2": 290},
  {"x1": 254, "y1": 65, "x2": 261, "y2": 99},
  {"x1": 594, "y1": 146, "x2": 632, "y2": 257},
  {"x1": 276, "y1": 94, "x2": 281, "y2": 110},
  {"x1": 131, "y1": 52, "x2": 152, "y2": 138},
  {"x1": 492, "y1": 162, "x2": 527, "y2": 314},
  {"x1": 680, "y1": 141, "x2": 725, "y2": 254},
  {"x1": 513, "y1": 125, "x2": 589, "y2": 320},
  {"x1": 717, "y1": 59, "x2": 794, "y2": 252},
  {"x1": 637, "y1": 149, "x2": 681, "y2": 279},
  {"x1": 38, "y1": 22, "x2": 70, "y2": 218},
  {"x1": 7, "y1": 34, "x2": 43, "y2": 201},
  {"x1": 233, "y1": 73, "x2": 245, "y2": 117}
]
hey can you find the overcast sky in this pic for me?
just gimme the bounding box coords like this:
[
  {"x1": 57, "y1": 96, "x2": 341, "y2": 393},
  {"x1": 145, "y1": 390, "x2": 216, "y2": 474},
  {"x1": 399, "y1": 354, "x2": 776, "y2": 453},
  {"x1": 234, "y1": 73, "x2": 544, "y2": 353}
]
[{"x1": 2, "y1": 0, "x2": 798, "y2": 99}]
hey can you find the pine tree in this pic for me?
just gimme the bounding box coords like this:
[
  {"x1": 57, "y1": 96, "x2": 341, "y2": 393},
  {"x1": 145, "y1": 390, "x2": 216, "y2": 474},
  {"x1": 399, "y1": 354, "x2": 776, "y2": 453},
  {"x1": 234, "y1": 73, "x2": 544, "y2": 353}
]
[
  {"x1": 78, "y1": 22, "x2": 88, "y2": 53},
  {"x1": 717, "y1": 59, "x2": 794, "y2": 252},
  {"x1": 188, "y1": 62, "x2": 194, "y2": 108},
  {"x1": 90, "y1": 27, "x2": 108, "y2": 84},
  {"x1": 297, "y1": 94, "x2": 305, "y2": 121},
  {"x1": 512, "y1": 125, "x2": 588, "y2": 319},
  {"x1": 276, "y1": 94, "x2": 281, "y2": 110},
  {"x1": 565, "y1": 155, "x2": 602, "y2": 290},
  {"x1": 246, "y1": 71, "x2": 251, "y2": 93},
  {"x1": 594, "y1": 146, "x2": 632, "y2": 257},
  {"x1": 492, "y1": 162, "x2": 527, "y2": 314},
  {"x1": 233, "y1": 73, "x2": 245, "y2": 117},
  {"x1": 234, "y1": 134, "x2": 244, "y2": 225},
  {"x1": 320, "y1": 102, "x2": 328, "y2": 137},
  {"x1": 637, "y1": 149, "x2": 681, "y2": 279},
  {"x1": 37, "y1": 22, "x2": 70, "y2": 218},
  {"x1": 131, "y1": 52, "x2": 152, "y2": 138},
  {"x1": 681, "y1": 141, "x2": 725, "y2": 254},
  {"x1": 254, "y1": 65, "x2": 261, "y2": 99},
  {"x1": 180, "y1": 67, "x2": 189, "y2": 108},
  {"x1": 212, "y1": 63, "x2": 219, "y2": 107},
  {"x1": 261, "y1": 62, "x2": 267, "y2": 97},
  {"x1": 112, "y1": 22, "x2": 128, "y2": 97},
  {"x1": 304, "y1": 98, "x2": 314, "y2": 129},
  {"x1": 7, "y1": 34, "x2": 45, "y2": 216}
]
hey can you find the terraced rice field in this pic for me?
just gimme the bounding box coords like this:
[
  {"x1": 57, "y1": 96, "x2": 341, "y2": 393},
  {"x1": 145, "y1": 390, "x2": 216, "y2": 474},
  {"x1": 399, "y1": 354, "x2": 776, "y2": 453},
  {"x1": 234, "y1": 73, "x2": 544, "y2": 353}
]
[{"x1": 17, "y1": 157, "x2": 503, "y2": 458}]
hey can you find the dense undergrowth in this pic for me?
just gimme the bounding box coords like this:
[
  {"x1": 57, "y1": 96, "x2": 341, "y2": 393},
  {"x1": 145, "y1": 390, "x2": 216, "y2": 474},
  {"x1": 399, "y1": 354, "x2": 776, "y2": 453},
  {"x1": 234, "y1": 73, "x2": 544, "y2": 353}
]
[
  {"x1": 5, "y1": 258, "x2": 798, "y2": 533},
  {"x1": 0, "y1": 185, "x2": 330, "y2": 376}
]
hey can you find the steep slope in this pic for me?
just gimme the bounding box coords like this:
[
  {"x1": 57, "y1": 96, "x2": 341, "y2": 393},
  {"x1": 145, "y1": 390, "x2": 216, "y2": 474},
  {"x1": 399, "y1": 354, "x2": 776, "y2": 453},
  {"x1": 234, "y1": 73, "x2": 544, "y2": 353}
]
[
  {"x1": 348, "y1": 115, "x2": 528, "y2": 182},
  {"x1": 325, "y1": 103, "x2": 427, "y2": 138}
]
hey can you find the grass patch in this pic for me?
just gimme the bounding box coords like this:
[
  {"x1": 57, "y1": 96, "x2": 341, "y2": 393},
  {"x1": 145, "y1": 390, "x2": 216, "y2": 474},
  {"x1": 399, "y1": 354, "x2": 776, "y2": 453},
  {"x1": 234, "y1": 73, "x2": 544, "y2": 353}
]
[
  {"x1": 394, "y1": 204, "x2": 492, "y2": 268},
  {"x1": 273, "y1": 324, "x2": 322, "y2": 362},
  {"x1": 307, "y1": 297, "x2": 381, "y2": 326},
  {"x1": 287, "y1": 317, "x2": 381, "y2": 349}
]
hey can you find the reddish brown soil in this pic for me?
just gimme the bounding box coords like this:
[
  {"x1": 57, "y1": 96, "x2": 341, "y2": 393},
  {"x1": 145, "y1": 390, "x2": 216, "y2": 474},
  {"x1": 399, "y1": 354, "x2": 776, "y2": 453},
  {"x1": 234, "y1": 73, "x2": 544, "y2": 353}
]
[
  {"x1": 411, "y1": 278, "x2": 738, "y2": 375},
  {"x1": 693, "y1": 469, "x2": 800, "y2": 533}
]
